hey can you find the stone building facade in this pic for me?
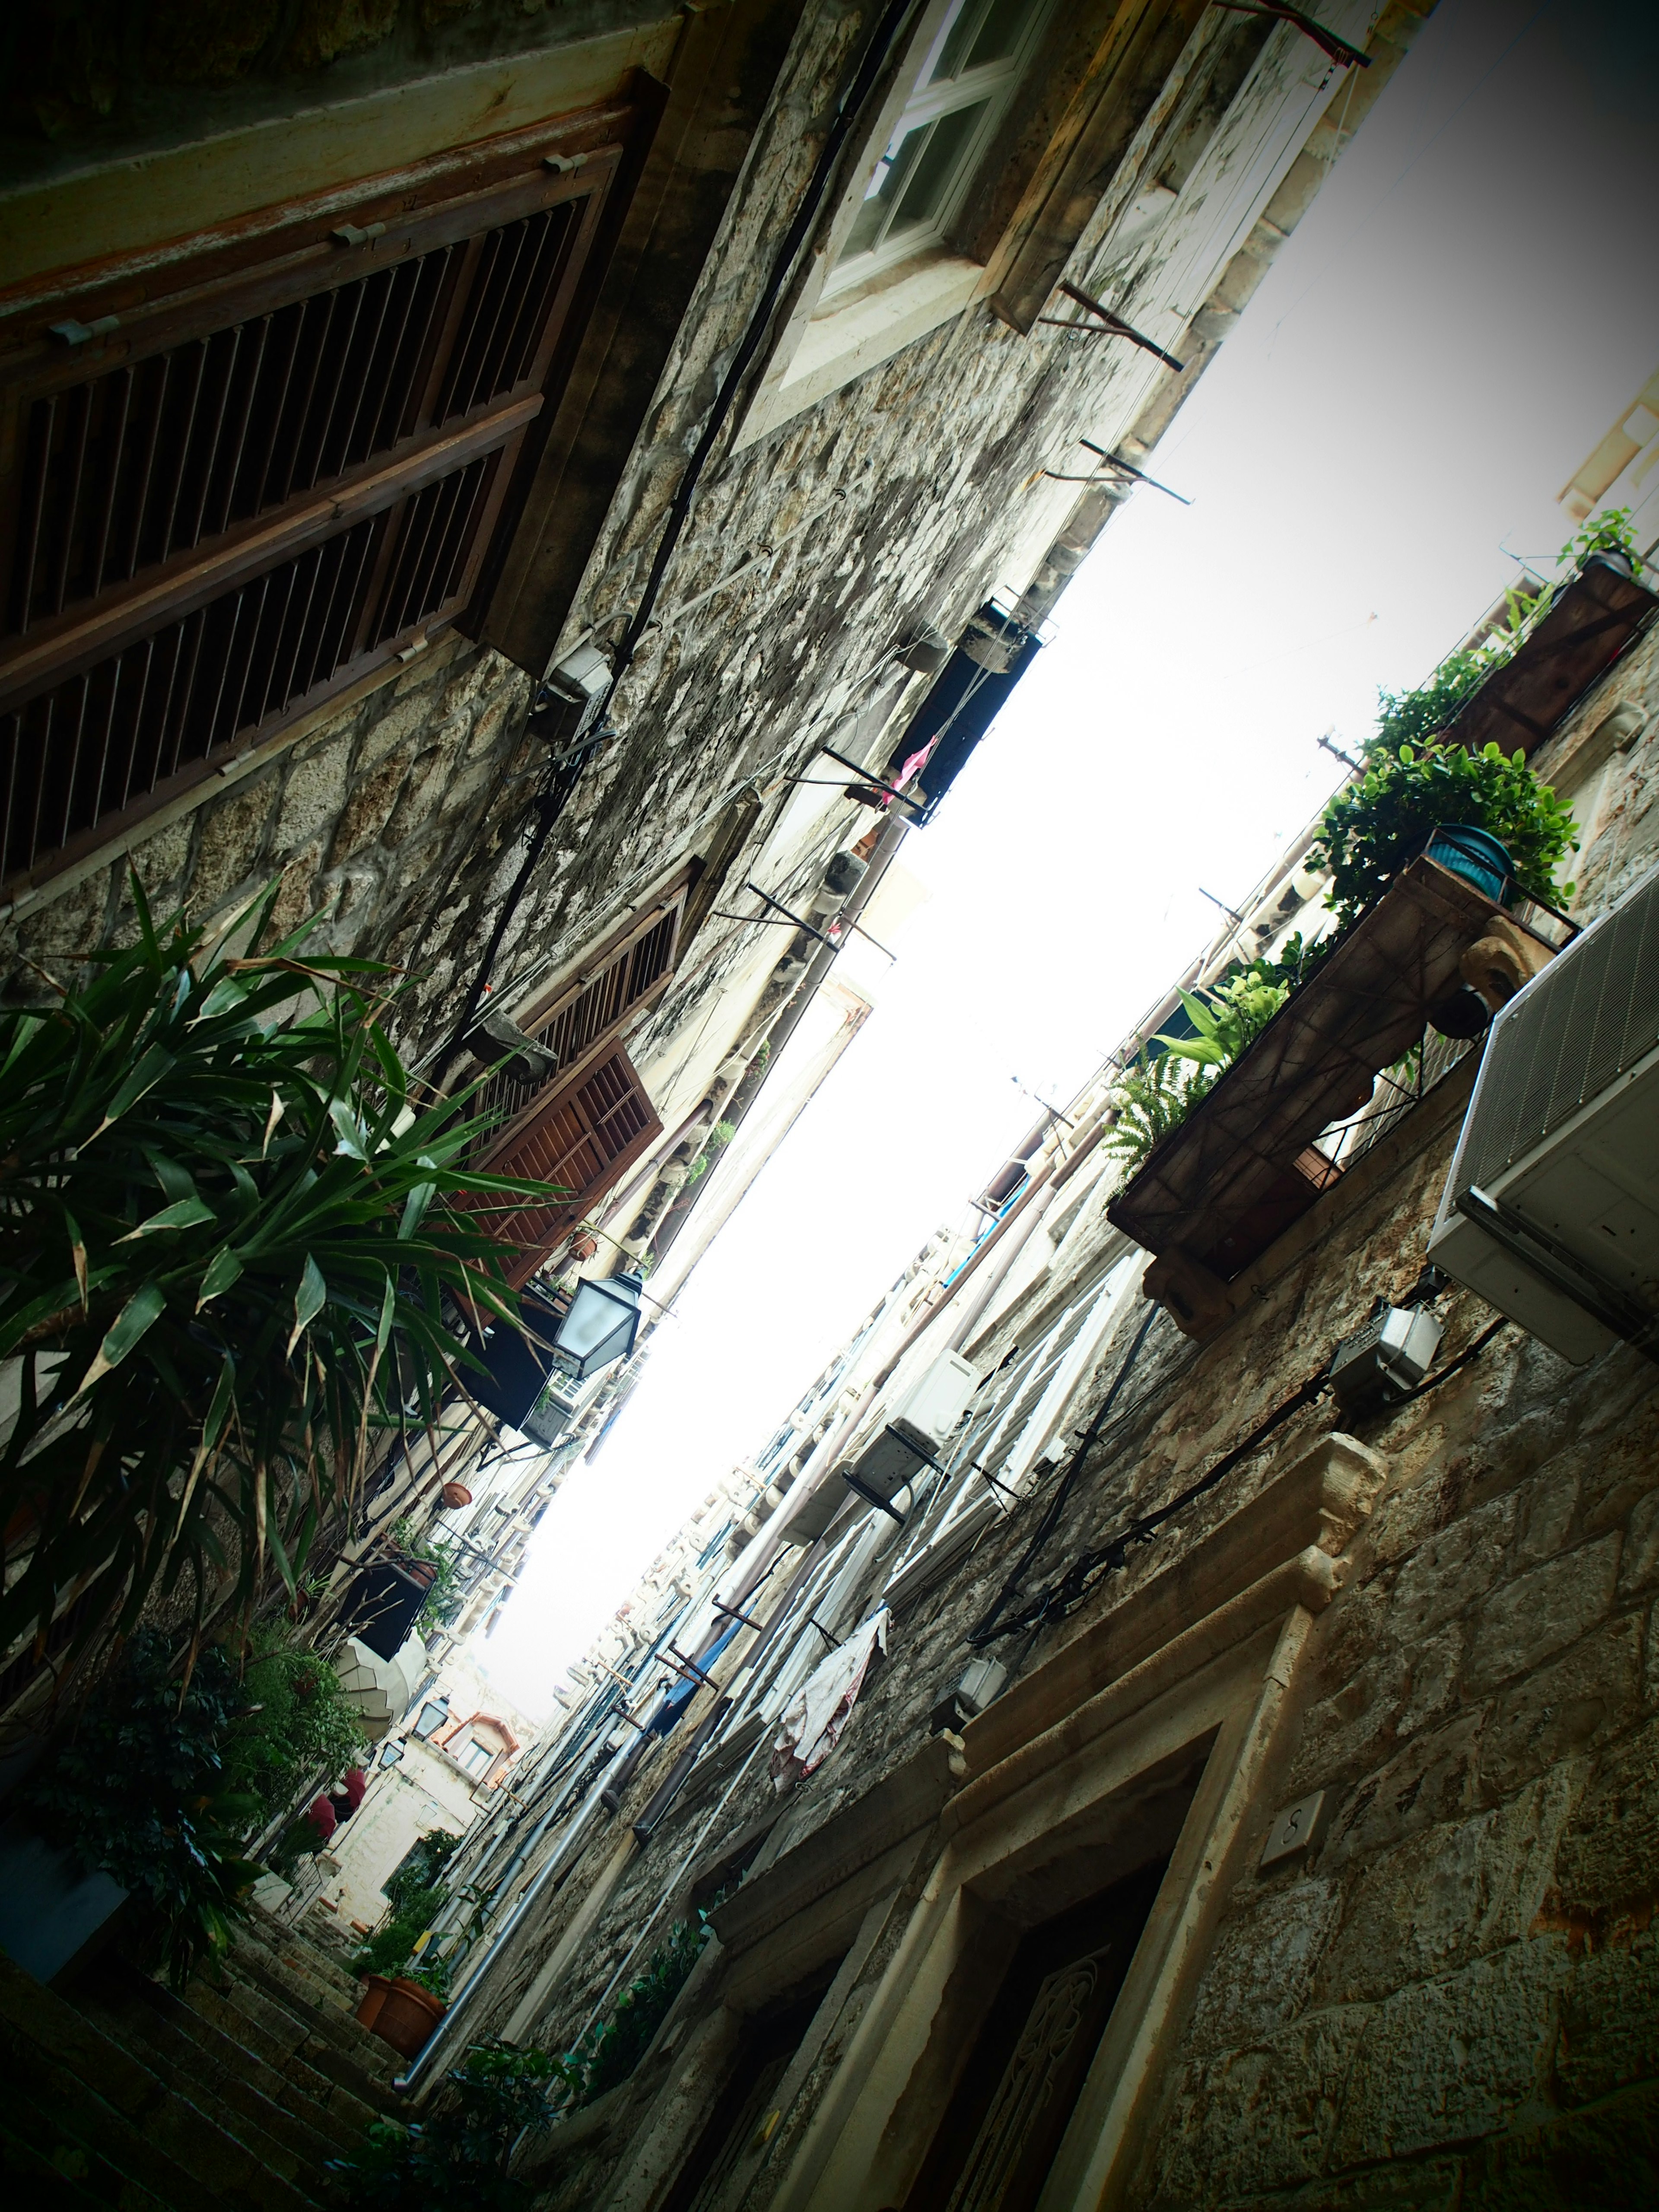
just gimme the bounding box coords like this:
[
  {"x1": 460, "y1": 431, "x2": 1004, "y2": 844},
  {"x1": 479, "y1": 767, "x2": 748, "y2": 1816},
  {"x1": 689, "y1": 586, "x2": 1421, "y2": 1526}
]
[
  {"x1": 377, "y1": 554, "x2": 1659, "y2": 2209},
  {"x1": 0, "y1": 0, "x2": 1429, "y2": 1720},
  {"x1": 0, "y1": 0, "x2": 1425, "y2": 1294}
]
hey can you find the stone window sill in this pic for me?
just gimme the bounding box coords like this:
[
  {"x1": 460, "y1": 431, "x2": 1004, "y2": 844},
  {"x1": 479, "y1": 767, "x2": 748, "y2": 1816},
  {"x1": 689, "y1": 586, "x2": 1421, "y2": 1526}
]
[{"x1": 733, "y1": 254, "x2": 984, "y2": 452}]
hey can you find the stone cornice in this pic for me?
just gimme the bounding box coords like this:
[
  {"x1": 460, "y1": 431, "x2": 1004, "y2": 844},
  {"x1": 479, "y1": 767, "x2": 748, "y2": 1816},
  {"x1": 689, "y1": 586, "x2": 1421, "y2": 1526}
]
[{"x1": 708, "y1": 1435, "x2": 1384, "y2": 1958}]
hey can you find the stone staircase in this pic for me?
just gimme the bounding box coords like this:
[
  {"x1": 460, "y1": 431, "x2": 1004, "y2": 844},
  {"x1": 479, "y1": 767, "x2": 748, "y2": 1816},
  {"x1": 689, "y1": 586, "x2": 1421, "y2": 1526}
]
[{"x1": 0, "y1": 1904, "x2": 403, "y2": 2208}]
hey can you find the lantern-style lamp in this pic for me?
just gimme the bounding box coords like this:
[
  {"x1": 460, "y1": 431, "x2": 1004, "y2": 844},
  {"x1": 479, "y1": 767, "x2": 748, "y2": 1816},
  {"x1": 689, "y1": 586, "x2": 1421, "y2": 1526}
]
[
  {"x1": 549, "y1": 1271, "x2": 645, "y2": 1382},
  {"x1": 470, "y1": 1275, "x2": 645, "y2": 1444}
]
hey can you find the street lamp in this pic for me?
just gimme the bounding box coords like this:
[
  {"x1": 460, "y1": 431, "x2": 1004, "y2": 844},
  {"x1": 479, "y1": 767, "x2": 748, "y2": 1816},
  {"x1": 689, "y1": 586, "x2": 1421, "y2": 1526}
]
[
  {"x1": 470, "y1": 1274, "x2": 645, "y2": 1445},
  {"x1": 547, "y1": 1270, "x2": 645, "y2": 1381}
]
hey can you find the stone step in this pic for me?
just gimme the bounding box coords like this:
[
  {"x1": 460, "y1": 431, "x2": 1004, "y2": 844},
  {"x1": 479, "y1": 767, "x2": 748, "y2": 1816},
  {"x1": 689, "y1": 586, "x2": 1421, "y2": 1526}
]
[
  {"x1": 0, "y1": 1952, "x2": 321, "y2": 2212},
  {"x1": 244, "y1": 1903, "x2": 366, "y2": 2009},
  {"x1": 81, "y1": 1963, "x2": 361, "y2": 2171},
  {"x1": 177, "y1": 1970, "x2": 384, "y2": 2139},
  {"x1": 218, "y1": 1944, "x2": 403, "y2": 2089},
  {"x1": 186, "y1": 1969, "x2": 397, "y2": 2124},
  {"x1": 0, "y1": 2049, "x2": 184, "y2": 2212},
  {"x1": 234, "y1": 1920, "x2": 374, "y2": 2026}
]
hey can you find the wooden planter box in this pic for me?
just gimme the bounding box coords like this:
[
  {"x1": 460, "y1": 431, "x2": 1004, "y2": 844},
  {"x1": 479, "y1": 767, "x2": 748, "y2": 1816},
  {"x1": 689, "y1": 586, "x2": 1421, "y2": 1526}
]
[
  {"x1": 1106, "y1": 858, "x2": 1525, "y2": 1329},
  {"x1": 1446, "y1": 556, "x2": 1656, "y2": 757}
]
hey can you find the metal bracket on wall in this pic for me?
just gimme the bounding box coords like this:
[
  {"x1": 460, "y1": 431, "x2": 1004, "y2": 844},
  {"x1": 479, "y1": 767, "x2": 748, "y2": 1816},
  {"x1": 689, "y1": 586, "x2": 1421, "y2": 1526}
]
[
  {"x1": 841, "y1": 1467, "x2": 908, "y2": 1525},
  {"x1": 1038, "y1": 284, "x2": 1186, "y2": 373},
  {"x1": 816, "y1": 745, "x2": 926, "y2": 812},
  {"x1": 1078, "y1": 439, "x2": 1192, "y2": 505},
  {"x1": 1210, "y1": 2, "x2": 1372, "y2": 67}
]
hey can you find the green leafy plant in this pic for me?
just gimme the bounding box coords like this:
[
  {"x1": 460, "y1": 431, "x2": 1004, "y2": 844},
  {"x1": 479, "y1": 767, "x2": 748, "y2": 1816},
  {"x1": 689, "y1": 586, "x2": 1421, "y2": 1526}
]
[
  {"x1": 562, "y1": 1913, "x2": 714, "y2": 2106},
  {"x1": 20, "y1": 1628, "x2": 261, "y2": 1985},
  {"x1": 0, "y1": 880, "x2": 557, "y2": 1685},
  {"x1": 1104, "y1": 1051, "x2": 1211, "y2": 1175},
  {"x1": 221, "y1": 1624, "x2": 367, "y2": 1826},
  {"x1": 332, "y1": 2040, "x2": 563, "y2": 2212},
  {"x1": 1151, "y1": 972, "x2": 1290, "y2": 1073},
  {"x1": 1559, "y1": 504, "x2": 1641, "y2": 571},
  {"x1": 391, "y1": 1519, "x2": 465, "y2": 1631},
  {"x1": 404, "y1": 1952, "x2": 455, "y2": 2000},
  {"x1": 1310, "y1": 741, "x2": 1577, "y2": 931},
  {"x1": 352, "y1": 1827, "x2": 461, "y2": 1982}
]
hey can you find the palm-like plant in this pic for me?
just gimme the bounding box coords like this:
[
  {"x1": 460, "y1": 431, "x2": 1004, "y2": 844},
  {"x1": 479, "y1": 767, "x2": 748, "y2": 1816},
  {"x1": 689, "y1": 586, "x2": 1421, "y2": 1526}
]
[{"x1": 0, "y1": 881, "x2": 556, "y2": 1691}]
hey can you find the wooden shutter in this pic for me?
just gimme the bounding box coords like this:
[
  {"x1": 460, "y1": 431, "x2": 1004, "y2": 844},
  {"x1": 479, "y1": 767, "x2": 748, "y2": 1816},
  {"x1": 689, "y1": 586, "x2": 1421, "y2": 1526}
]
[
  {"x1": 0, "y1": 99, "x2": 643, "y2": 896},
  {"x1": 470, "y1": 883, "x2": 687, "y2": 1143},
  {"x1": 474, "y1": 1043, "x2": 663, "y2": 1288}
]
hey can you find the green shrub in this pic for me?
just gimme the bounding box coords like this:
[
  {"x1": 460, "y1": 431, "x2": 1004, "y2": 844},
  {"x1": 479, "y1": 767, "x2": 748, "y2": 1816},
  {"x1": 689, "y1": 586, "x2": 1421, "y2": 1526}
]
[
  {"x1": 563, "y1": 1914, "x2": 714, "y2": 2106},
  {"x1": 1310, "y1": 741, "x2": 1577, "y2": 931},
  {"x1": 222, "y1": 1626, "x2": 366, "y2": 1826},
  {"x1": 352, "y1": 1828, "x2": 461, "y2": 1982},
  {"x1": 21, "y1": 1630, "x2": 261, "y2": 1985},
  {"x1": 0, "y1": 880, "x2": 559, "y2": 1685},
  {"x1": 332, "y1": 2040, "x2": 564, "y2": 2212}
]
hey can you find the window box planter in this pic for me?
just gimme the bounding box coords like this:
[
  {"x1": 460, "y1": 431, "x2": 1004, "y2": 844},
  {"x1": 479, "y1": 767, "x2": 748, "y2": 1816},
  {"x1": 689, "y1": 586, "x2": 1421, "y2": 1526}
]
[
  {"x1": 340, "y1": 1557, "x2": 433, "y2": 1661},
  {"x1": 1106, "y1": 855, "x2": 1564, "y2": 1333},
  {"x1": 1445, "y1": 556, "x2": 1657, "y2": 758}
]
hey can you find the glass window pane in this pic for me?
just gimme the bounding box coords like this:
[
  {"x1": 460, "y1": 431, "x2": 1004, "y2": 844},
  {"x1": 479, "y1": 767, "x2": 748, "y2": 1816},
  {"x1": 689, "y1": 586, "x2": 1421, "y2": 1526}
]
[
  {"x1": 930, "y1": 0, "x2": 986, "y2": 82},
  {"x1": 841, "y1": 121, "x2": 933, "y2": 262},
  {"x1": 966, "y1": 0, "x2": 1031, "y2": 70},
  {"x1": 890, "y1": 100, "x2": 990, "y2": 237}
]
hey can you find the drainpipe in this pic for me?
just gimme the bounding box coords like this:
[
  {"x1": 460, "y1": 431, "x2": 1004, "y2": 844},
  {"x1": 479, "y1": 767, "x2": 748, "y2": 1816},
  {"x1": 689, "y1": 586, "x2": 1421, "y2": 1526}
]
[{"x1": 397, "y1": 1730, "x2": 635, "y2": 2094}]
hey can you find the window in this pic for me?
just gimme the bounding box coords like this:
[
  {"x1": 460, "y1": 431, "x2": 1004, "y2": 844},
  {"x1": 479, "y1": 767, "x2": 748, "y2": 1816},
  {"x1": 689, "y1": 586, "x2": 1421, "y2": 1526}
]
[
  {"x1": 824, "y1": 0, "x2": 1053, "y2": 301},
  {"x1": 459, "y1": 1736, "x2": 495, "y2": 1779},
  {"x1": 467, "y1": 875, "x2": 690, "y2": 1162},
  {"x1": 0, "y1": 101, "x2": 643, "y2": 896},
  {"x1": 467, "y1": 1042, "x2": 664, "y2": 1287}
]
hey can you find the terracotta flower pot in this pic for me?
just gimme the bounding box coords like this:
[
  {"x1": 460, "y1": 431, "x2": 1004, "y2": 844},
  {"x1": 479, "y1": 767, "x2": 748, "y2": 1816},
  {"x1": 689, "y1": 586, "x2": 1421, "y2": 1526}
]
[
  {"x1": 369, "y1": 1976, "x2": 447, "y2": 2059},
  {"x1": 440, "y1": 1481, "x2": 473, "y2": 1509},
  {"x1": 355, "y1": 1973, "x2": 393, "y2": 2032}
]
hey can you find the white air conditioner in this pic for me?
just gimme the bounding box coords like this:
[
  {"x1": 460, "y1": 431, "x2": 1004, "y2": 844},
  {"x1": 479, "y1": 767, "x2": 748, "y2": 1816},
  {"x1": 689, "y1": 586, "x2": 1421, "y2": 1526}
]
[
  {"x1": 1427, "y1": 860, "x2": 1659, "y2": 1363},
  {"x1": 839, "y1": 1350, "x2": 982, "y2": 1516}
]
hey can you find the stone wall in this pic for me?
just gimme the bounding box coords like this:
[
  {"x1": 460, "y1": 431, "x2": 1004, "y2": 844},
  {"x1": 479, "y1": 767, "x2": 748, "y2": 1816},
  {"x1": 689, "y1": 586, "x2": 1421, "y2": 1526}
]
[{"x1": 3, "y1": 0, "x2": 1388, "y2": 1108}]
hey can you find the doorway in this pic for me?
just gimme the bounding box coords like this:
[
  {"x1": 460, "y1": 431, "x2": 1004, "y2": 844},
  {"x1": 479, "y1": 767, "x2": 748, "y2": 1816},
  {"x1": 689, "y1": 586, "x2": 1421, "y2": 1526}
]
[{"x1": 904, "y1": 1856, "x2": 1170, "y2": 2212}]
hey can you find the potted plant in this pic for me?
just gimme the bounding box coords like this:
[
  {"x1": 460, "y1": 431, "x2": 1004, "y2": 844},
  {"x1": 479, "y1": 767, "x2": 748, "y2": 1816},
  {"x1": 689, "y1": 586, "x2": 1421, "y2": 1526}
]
[
  {"x1": 0, "y1": 877, "x2": 560, "y2": 1704},
  {"x1": 1310, "y1": 738, "x2": 1577, "y2": 934},
  {"x1": 5, "y1": 1630, "x2": 262, "y2": 1988},
  {"x1": 372, "y1": 1956, "x2": 451, "y2": 2060}
]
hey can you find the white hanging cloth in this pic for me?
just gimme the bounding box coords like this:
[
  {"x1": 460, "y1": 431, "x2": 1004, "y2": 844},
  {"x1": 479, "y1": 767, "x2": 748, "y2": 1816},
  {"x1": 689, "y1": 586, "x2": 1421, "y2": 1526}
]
[{"x1": 770, "y1": 1608, "x2": 889, "y2": 1792}]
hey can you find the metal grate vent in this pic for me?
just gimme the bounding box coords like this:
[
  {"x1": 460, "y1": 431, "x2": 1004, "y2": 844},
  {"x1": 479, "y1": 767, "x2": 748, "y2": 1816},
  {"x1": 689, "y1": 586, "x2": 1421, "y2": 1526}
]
[
  {"x1": 437, "y1": 207, "x2": 583, "y2": 422},
  {"x1": 1445, "y1": 864, "x2": 1659, "y2": 1198}
]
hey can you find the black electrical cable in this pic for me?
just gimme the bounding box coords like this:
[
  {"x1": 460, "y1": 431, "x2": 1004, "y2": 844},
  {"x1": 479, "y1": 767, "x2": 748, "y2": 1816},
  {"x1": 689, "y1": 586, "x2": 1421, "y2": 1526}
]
[
  {"x1": 432, "y1": 0, "x2": 925, "y2": 1084},
  {"x1": 981, "y1": 1357, "x2": 1333, "y2": 1645},
  {"x1": 974, "y1": 1306, "x2": 1515, "y2": 1646},
  {"x1": 969, "y1": 1301, "x2": 1162, "y2": 1647}
]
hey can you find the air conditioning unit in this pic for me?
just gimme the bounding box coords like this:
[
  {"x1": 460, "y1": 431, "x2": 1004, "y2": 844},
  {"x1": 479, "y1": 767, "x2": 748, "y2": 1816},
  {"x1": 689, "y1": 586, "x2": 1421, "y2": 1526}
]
[
  {"x1": 839, "y1": 1351, "x2": 982, "y2": 1518},
  {"x1": 1427, "y1": 860, "x2": 1659, "y2": 1363}
]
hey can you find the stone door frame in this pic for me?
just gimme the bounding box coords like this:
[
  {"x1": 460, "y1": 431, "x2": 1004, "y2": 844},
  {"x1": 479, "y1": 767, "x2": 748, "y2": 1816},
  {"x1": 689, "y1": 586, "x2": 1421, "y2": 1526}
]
[{"x1": 601, "y1": 1434, "x2": 1386, "y2": 2212}]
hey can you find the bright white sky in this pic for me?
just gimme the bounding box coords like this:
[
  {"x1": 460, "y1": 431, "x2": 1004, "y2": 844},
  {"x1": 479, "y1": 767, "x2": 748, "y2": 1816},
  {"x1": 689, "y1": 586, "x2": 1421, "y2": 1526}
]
[{"x1": 480, "y1": 0, "x2": 1659, "y2": 1718}]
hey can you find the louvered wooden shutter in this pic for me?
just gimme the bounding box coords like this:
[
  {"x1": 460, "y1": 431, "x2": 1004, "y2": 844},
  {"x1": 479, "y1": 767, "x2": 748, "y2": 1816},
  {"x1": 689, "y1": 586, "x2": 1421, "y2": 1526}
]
[
  {"x1": 475, "y1": 1043, "x2": 662, "y2": 1287},
  {"x1": 470, "y1": 884, "x2": 686, "y2": 1142},
  {"x1": 0, "y1": 101, "x2": 641, "y2": 896}
]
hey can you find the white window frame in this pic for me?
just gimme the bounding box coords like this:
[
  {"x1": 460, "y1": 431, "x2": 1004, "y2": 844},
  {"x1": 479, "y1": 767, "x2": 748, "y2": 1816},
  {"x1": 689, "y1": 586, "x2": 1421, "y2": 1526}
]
[
  {"x1": 821, "y1": 0, "x2": 1054, "y2": 304},
  {"x1": 732, "y1": 0, "x2": 1055, "y2": 452}
]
